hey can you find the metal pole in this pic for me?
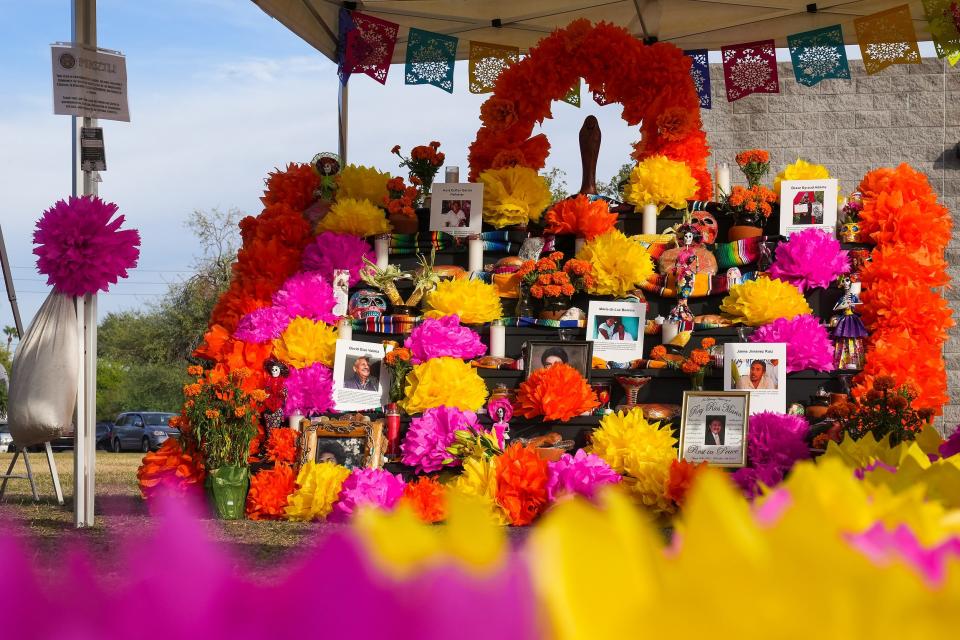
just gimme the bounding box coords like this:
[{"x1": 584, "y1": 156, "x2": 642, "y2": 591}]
[
  {"x1": 338, "y1": 81, "x2": 348, "y2": 164},
  {"x1": 0, "y1": 226, "x2": 24, "y2": 338}
]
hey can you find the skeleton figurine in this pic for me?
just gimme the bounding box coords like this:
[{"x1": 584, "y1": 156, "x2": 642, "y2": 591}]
[
  {"x1": 830, "y1": 275, "x2": 868, "y2": 370},
  {"x1": 260, "y1": 358, "x2": 289, "y2": 457},
  {"x1": 689, "y1": 209, "x2": 719, "y2": 244},
  {"x1": 657, "y1": 222, "x2": 718, "y2": 278}
]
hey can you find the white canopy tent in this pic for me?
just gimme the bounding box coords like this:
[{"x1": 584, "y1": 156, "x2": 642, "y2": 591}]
[{"x1": 252, "y1": 0, "x2": 935, "y2": 160}]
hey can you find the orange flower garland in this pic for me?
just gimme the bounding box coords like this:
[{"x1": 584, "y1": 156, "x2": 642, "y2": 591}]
[
  {"x1": 266, "y1": 428, "x2": 299, "y2": 465},
  {"x1": 468, "y1": 20, "x2": 710, "y2": 199},
  {"x1": 544, "y1": 195, "x2": 618, "y2": 240},
  {"x1": 515, "y1": 363, "x2": 599, "y2": 422},
  {"x1": 854, "y1": 164, "x2": 953, "y2": 412},
  {"x1": 246, "y1": 463, "x2": 297, "y2": 520},
  {"x1": 137, "y1": 437, "x2": 205, "y2": 501},
  {"x1": 495, "y1": 443, "x2": 550, "y2": 526},
  {"x1": 401, "y1": 476, "x2": 447, "y2": 524}
]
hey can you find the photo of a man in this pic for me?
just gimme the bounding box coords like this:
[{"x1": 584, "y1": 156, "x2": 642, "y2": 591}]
[
  {"x1": 540, "y1": 346, "x2": 569, "y2": 368},
  {"x1": 344, "y1": 355, "x2": 380, "y2": 391},
  {"x1": 439, "y1": 200, "x2": 467, "y2": 228},
  {"x1": 736, "y1": 360, "x2": 777, "y2": 390},
  {"x1": 704, "y1": 415, "x2": 725, "y2": 446},
  {"x1": 596, "y1": 317, "x2": 635, "y2": 341},
  {"x1": 316, "y1": 440, "x2": 346, "y2": 465}
]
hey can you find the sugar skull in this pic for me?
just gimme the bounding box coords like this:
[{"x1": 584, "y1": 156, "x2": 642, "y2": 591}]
[
  {"x1": 348, "y1": 288, "x2": 388, "y2": 320},
  {"x1": 690, "y1": 210, "x2": 719, "y2": 244},
  {"x1": 726, "y1": 267, "x2": 742, "y2": 287}
]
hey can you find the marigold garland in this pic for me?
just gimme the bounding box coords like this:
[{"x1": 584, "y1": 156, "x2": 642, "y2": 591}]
[
  {"x1": 401, "y1": 476, "x2": 447, "y2": 524},
  {"x1": 401, "y1": 357, "x2": 490, "y2": 415},
  {"x1": 266, "y1": 428, "x2": 298, "y2": 465},
  {"x1": 424, "y1": 279, "x2": 503, "y2": 325},
  {"x1": 315, "y1": 197, "x2": 392, "y2": 237},
  {"x1": 719, "y1": 277, "x2": 812, "y2": 327},
  {"x1": 284, "y1": 462, "x2": 351, "y2": 522},
  {"x1": 246, "y1": 463, "x2": 296, "y2": 520},
  {"x1": 495, "y1": 443, "x2": 550, "y2": 526},
  {"x1": 544, "y1": 195, "x2": 618, "y2": 240},
  {"x1": 272, "y1": 317, "x2": 338, "y2": 369},
  {"x1": 468, "y1": 20, "x2": 711, "y2": 199},
  {"x1": 515, "y1": 363, "x2": 599, "y2": 422},
  {"x1": 624, "y1": 155, "x2": 699, "y2": 211},
  {"x1": 479, "y1": 166, "x2": 552, "y2": 228},
  {"x1": 576, "y1": 230, "x2": 655, "y2": 297},
  {"x1": 336, "y1": 164, "x2": 391, "y2": 205}
]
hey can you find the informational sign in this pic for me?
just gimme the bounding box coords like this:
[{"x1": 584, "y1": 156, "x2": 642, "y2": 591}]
[
  {"x1": 80, "y1": 127, "x2": 106, "y2": 172},
  {"x1": 51, "y1": 45, "x2": 129, "y2": 122},
  {"x1": 723, "y1": 342, "x2": 787, "y2": 414}
]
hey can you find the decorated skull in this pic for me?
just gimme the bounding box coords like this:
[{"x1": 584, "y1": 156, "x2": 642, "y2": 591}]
[
  {"x1": 348, "y1": 288, "x2": 388, "y2": 320},
  {"x1": 690, "y1": 210, "x2": 719, "y2": 244}
]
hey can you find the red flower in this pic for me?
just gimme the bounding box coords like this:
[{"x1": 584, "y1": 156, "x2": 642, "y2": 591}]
[{"x1": 401, "y1": 476, "x2": 446, "y2": 523}]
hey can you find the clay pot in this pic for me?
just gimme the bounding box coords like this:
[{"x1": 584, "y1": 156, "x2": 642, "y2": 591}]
[
  {"x1": 389, "y1": 214, "x2": 419, "y2": 234},
  {"x1": 727, "y1": 225, "x2": 763, "y2": 242},
  {"x1": 538, "y1": 297, "x2": 571, "y2": 321}
]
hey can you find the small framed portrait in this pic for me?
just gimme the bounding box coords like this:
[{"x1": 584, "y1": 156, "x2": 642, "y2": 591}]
[
  {"x1": 723, "y1": 342, "x2": 787, "y2": 414},
  {"x1": 333, "y1": 339, "x2": 387, "y2": 411},
  {"x1": 679, "y1": 391, "x2": 750, "y2": 467},
  {"x1": 779, "y1": 178, "x2": 838, "y2": 237},
  {"x1": 524, "y1": 340, "x2": 593, "y2": 380},
  {"x1": 304, "y1": 414, "x2": 386, "y2": 470},
  {"x1": 430, "y1": 182, "x2": 483, "y2": 237}
]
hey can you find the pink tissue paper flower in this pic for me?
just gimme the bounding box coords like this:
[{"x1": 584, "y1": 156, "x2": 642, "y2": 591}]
[
  {"x1": 301, "y1": 231, "x2": 374, "y2": 287},
  {"x1": 732, "y1": 412, "x2": 809, "y2": 499},
  {"x1": 329, "y1": 468, "x2": 406, "y2": 523},
  {"x1": 546, "y1": 449, "x2": 621, "y2": 502},
  {"x1": 404, "y1": 314, "x2": 487, "y2": 364},
  {"x1": 272, "y1": 271, "x2": 338, "y2": 325},
  {"x1": 846, "y1": 523, "x2": 960, "y2": 586},
  {"x1": 33, "y1": 195, "x2": 141, "y2": 296},
  {"x1": 401, "y1": 406, "x2": 481, "y2": 473},
  {"x1": 750, "y1": 314, "x2": 834, "y2": 373},
  {"x1": 234, "y1": 306, "x2": 293, "y2": 344},
  {"x1": 939, "y1": 426, "x2": 960, "y2": 459},
  {"x1": 283, "y1": 362, "x2": 334, "y2": 417},
  {"x1": 767, "y1": 227, "x2": 849, "y2": 292}
]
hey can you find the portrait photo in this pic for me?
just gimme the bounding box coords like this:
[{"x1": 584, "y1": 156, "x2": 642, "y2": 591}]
[
  {"x1": 779, "y1": 178, "x2": 838, "y2": 237},
  {"x1": 342, "y1": 354, "x2": 382, "y2": 392},
  {"x1": 791, "y1": 189, "x2": 825, "y2": 225},
  {"x1": 679, "y1": 391, "x2": 750, "y2": 467},
  {"x1": 438, "y1": 199, "x2": 470, "y2": 228},
  {"x1": 704, "y1": 414, "x2": 726, "y2": 446},
  {"x1": 733, "y1": 359, "x2": 779, "y2": 391},
  {"x1": 315, "y1": 436, "x2": 365, "y2": 469},
  {"x1": 333, "y1": 340, "x2": 387, "y2": 411},
  {"x1": 723, "y1": 343, "x2": 787, "y2": 414},
  {"x1": 430, "y1": 182, "x2": 483, "y2": 236},
  {"x1": 307, "y1": 415, "x2": 386, "y2": 470},
  {"x1": 525, "y1": 340, "x2": 593, "y2": 380}
]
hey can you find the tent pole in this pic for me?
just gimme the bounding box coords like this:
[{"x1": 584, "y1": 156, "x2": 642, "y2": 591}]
[
  {"x1": 338, "y1": 81, "x2": 348, "y2": 164},
  {"x1": 72, "y1": 0, "x2": 97, "y2": 529}
]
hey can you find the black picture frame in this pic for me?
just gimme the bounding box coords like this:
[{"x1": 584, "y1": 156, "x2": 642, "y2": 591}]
[{"x1": 524, "y1": 340, "x2": 593, "y2": 381}]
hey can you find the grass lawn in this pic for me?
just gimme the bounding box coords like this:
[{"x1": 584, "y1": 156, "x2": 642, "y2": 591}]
[{"x1": 0, "y1": 450, "x2": 324, "y2": 576}]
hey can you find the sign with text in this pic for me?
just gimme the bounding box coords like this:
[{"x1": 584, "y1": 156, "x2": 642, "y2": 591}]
[
  {"x1": 51, "y1": 45, "x2": 129, "y2": 122},
  {"x1": 679, "y1": 391, "x2": 750, "y2": 467}
]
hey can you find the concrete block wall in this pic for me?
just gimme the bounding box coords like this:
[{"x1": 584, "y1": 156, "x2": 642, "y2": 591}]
[{"x1": 701, "y1": 58, "x2": 959, "y2": 432}]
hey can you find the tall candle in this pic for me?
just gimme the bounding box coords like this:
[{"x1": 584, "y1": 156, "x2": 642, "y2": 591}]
[
  {"x1": 661, "y1": 319, "x2": 680, "y2": 345},
  {"x1": 574, "y1": 237, "x2": 586, "y2": 255},
  {"x1": 468, "y1": 235, "x2": 484, "y2": 273},
  {"x1": 489, "y1": 322, "x2": 506, "y2": 358},
  {"x1": 374, "y1": 234, "x2": 389, "y2": 269},
  {"x1": 445, "y1": 166, "x2": 460, "y2": 183},
  {"x1": 338, "y1": 317, "x2": 353, "y2": 342},
  {"x1": 716, "y1": 162, "x2": 731, "y2": 198},
  {"x1": 641, "y1": 203, "x2": 658, "y2": 235},
  {"x1": 288, "y1": 414, "x2": 304, "y2": 431}
]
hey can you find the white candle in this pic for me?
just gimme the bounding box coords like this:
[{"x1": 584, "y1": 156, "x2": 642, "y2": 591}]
[
  {"x1": 374, "y1": 234, "x2": 389, "y2": 269},
  {"x1": 489, "y1": 322, "x2": 505, "y2": 358},
  {"x1": 661, "y1": 319, "x2": 680, "y2": 345},
  {"x1": 337, "y1": 317, "x2": 353, "y2": 342},
  {"x1": 641, "y1": 203, "x2": 657, "y2": 235},
  {"x1": 574, "y1": 237, "x2": 586, "y2": 255},
  {"x1": 445, "y1": 166, "x2": 460, "y2": 183},
  {"x1": 468, "y1": 235, "x2": 484, "y2": 273},
  {"x1": 849, "y1": 280, "x2": 862, "y2": 296},
  {"x1": 716, "y1": 162, "x2": 731, "y2": 198},
  {"x1": 288, "y1": 414, "x2": 304, "y2": 431}
]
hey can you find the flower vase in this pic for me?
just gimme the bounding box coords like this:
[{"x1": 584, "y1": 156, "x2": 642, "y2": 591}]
[
  {"x1": 728, "y1": 225, "x2": 763, "y2": 242},
  {"x1": 614, "y1": 375, "x2": 652, "y2": 412},
  {"x1": 689, "y1": 368, "x2": 706, "y2": 391},
  {"x1": 539, "y1": 297, "x2": 571, "y2": 321},
  {"x1": 515, "y1": 288, "x2": 537, "y2": 318},
  {"x1": 207, "y1": 466, "x2": 249, "y2": 520}
]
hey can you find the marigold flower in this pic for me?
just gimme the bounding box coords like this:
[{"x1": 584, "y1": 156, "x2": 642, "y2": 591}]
[
  {"x1": 681, "y1": 360, "x2": 701, "y2": 375},
  {"x1": 690, "y1": 349, "x2": 711, "y2": 366},
  {"x1": 649, "y1": 345, "x2": 667, "y2": 360},
  {"x1": 205, "y1": 409, "x2": 220, "y2": 419},
  {"x1": 701, "y1": 337, "x2": 716, "y2": 349},
  {"x1": 186, "y1": 365, "x2": 203, "y2": 376}
]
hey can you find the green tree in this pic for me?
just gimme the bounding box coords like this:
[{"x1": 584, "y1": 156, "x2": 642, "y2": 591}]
[
  {"x1": 541, "y1": 167, "x2": 569, "y2": 204},
  {"x1": 596, "y1": 162, "x2": 634, "y2": 201},
  {"x1": 3, "y1": 325, "x2": 16, "y2": 351}
]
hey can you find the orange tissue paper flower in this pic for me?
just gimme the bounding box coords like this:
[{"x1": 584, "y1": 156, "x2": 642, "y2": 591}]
[
  {"x1": 544, "y1": 195, "x2": 618, "y2": 241},
  {"x1": 515, "y1": 362, "x2": 599, "y2": 422},
  {"x1": 495, "y1": 443, "x2": 550, "y2": 526},
  {"x1": 664, "y1": 459, "x2": 708, "y2": 507},
  {"x1": 401, "y1": 476, "x2": 447, "y2": 524},
  {"x1": 266, "y1": 428, "x2": 299, "y2": 465},
  {"x1": 137, "y1": 437, "x2": 205, "y2": 501},
  {"x1": 246, "y1": 463, "x2": 297, "y2": 520}
]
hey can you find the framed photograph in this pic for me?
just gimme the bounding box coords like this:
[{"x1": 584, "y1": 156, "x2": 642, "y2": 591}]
[
  {"x1": 524, "y1": 340, "x2": 593, "y2": 380},
  {"x1": 779, "y1": 178, "x2": 838, "y2": 237},
  {"x1": 723, "y1": 342, "x2": 787, "y2": 414},
  {"x1": 303, "y1": 414, "x2": 385, "y2": 470},
  {"x1": 333, "y1": 339, "x2": 387, "y2": 411},
  {"x1": 679, "y1": 391, "x2": 750, "y2": 467},
  {"x1": 430, "y1": 182, "x2": 483, "y2": 237},
  {"x1": 586, "y1": 299, "x2": 645, "y2": 363}
]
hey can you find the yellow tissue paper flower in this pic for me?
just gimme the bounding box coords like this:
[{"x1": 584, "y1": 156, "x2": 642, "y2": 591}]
[
  {"x1": 400, "y1": 356, "x2": 489, "y2": 414},
  {"x1": 449, "y1": 455, "x2": 509, "y2": 525},
  {"x1": 589, "y1": 409, "x2": 677, "y2": 513},
  {"x1": 479, "y1": 166, "x2": 552, "y2": 228},
  {"x1": 336, "y1": 164, "x2": 391, "y2": 204},
  {"x1": 772, "y1": 158, "x2": 833, "y2": 198},
  {"x1": 353, "y1": 490, "x2": 507, "y2": 578},
  {"x1": 424, "y1": 278, "x2": 502, "y2": 325},
  {"x1": 576, "y1": 230, "x2": 655, "y2": 298},
  {"x1": 315, "y1": 197, "x2": 392, "y2": 237},
  {"x1": 272, "y1": 317, "x2": 338, "y2": 368},
  {"x1": 623, "y1": 155, "x2": 698, "y2": 211},
  {"x1": 719, "y1": 277, "x2": 812, "y2": 326},
  {"x1": 284, "y1": 462, "x2": 351, "y2": 522}
]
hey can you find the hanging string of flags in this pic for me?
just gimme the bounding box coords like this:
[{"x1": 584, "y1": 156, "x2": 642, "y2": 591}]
[{"x1": 337, "y1": 3, "x2": 960, "y2": 104}]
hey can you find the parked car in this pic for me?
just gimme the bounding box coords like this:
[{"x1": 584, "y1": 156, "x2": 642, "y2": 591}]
[
  {"x1": 96, "y1": 421, "x2": 114, "y2": 450},
  {"x1": 0, "y1": 423, "x2": 12, "y2": 453},
  {"x1": 110, "y1": 412, "x2": 179, "y2": 452}
]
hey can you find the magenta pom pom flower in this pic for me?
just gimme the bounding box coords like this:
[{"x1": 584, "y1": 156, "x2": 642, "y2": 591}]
[
  {"x1": 301, "y1": 232, "x2": 374, "y2": 287},
  {"x1": 547, "y1": 449, "x2": 621, "y2": 502},
  {"x1": 234, "y1": 306, "x2": 293, "y2": 344},
  {"x1": 403, "y1": 315, "x2": 487, "y2": 364},
  {"x1": 33, "y1": 195, "x2": 140, "y2": 296},
  {"x1": 732, "y1": 411, "x2": 809, "y2": 498},
  {"x1": 283, "y1": 363, "x2": 334, "y2": 416},
  {"x1": 400, "y1": 406, "x2": 481, "y2": 473},
  {"x1": 750, "y1": 314, "x2": 833, "y2": 373},
  {"x1": 767, "y1": 228, "x2": 849, "y2": 292},
  {"x1": 272, "y1": 271, "x2": 338, "y2": 325},
  {"x1": 329, "y1": 468, "x2": 405, "y2": 522}
]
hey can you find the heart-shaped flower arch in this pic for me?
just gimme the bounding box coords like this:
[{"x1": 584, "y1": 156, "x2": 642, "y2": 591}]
[{"x1": 468, "y1": 19, "x2": 712, "y2": 200}]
